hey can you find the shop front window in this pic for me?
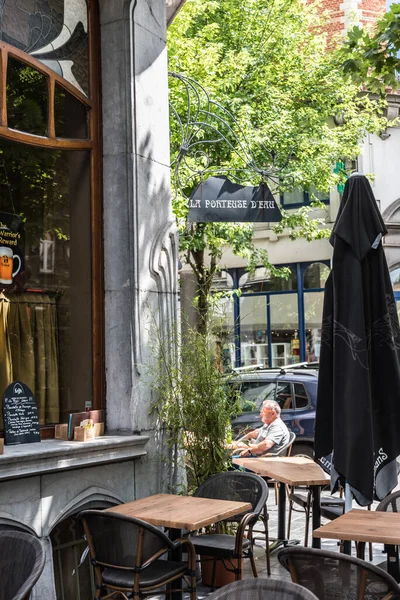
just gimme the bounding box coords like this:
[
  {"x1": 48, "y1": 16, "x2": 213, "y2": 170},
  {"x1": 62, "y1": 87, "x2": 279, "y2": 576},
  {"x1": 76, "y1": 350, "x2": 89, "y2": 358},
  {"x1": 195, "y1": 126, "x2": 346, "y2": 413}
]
[
  {"x1": 0, "y1": 0, "x2": 102, "y2": 430},
  {"x1": 304, "y1": 262, "x2": 330, "y2": 289},
  {"x1": 240, "y1": 295, "x2": 268, "y2": 367},
  {"x1": 304, "y1": 291, "x2": 324, "y2": 363},
  {"x1": 210, "y1": 295, "x2": 235, "y2": 370},
  {"x1": 270, "y1": 294, "x2": 299, "y2": 366}
]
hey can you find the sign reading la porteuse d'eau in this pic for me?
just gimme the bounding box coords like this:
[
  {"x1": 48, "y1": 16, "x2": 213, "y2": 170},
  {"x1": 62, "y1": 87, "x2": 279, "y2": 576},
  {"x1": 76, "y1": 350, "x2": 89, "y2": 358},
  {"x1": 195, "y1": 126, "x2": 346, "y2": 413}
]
[{"x1": 188, "y1": 176, "x2": 282, "y2": 223}]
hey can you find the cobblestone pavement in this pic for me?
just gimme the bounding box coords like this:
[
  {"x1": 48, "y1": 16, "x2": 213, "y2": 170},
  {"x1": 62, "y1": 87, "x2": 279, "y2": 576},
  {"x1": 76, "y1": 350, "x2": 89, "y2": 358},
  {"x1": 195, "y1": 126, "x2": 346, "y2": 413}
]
[{"x1": 194, "y1": 485, "x2": 389, "y2": 598}]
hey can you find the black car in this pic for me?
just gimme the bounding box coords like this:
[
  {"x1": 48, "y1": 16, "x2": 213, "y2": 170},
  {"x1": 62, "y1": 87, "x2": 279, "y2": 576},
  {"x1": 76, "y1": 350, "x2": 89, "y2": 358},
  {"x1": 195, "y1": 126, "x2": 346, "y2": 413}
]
[{"x1": 229, "y1": 366, "x2": 318, "y2": 457}]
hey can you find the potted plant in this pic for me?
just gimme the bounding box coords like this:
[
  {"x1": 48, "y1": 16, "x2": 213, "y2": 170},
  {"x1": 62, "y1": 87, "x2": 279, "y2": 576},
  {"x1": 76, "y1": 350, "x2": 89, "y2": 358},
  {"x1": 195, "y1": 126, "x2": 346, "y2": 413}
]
[{"x1": 150, "y1": 320, "x2": 239, "y2": 494}]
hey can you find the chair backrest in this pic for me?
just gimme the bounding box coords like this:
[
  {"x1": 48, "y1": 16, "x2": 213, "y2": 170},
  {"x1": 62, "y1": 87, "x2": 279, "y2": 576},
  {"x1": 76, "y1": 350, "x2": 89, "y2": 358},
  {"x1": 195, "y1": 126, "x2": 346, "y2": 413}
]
[
  {"x1": 279, "y1": 430, "x2": 296, "y2": 457},
  {"x1": 78, "y1": 510, "x2": 175, "y2": 570},
  {"x1": 278, "y1": 546, "x2": 400, "y2": 600},
  {"x1": 376, "y1": 490, "x2": 400, "y2": 513},
  {"x1": 0, "y1": 530, "x2": 45, "y2": 600},
  {"x1": 194, "y1": 472, "x2": 268, "y2": 520},
  {"x1": 264, "y1": 430, "x2": 296, "y2": 457},
  {"x1": 206, "y1": 578, "x2": 320, "y2": 600}
]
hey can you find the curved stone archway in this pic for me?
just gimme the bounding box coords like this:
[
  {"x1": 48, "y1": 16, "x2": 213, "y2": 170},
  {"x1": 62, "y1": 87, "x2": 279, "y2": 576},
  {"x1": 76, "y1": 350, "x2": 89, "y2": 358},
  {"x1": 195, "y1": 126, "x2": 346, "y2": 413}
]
[{"x1": 382, "y1": 198, "x2": 400, "y2": 271}]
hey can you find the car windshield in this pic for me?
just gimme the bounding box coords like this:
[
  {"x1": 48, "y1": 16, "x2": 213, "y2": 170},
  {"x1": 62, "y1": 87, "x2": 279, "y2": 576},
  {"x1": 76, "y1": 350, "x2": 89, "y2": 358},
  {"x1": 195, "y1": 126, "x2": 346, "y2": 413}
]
[{"x1": 240, "y1": 381, "x2": 276, "y2": 411}]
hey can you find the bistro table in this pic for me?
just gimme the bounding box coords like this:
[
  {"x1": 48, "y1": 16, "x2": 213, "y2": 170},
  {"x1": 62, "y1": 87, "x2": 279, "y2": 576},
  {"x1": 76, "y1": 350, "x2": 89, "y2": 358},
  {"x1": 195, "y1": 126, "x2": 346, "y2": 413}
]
[
  {"x1": 106, "y1": 493, "x2": 252, "y2": 600},
  {"x1": 233, "y1": 456, "x2": 330, "y2": 550},
  {"x1": 313, "y1": 508, "x2": 400, "y2": 581}
]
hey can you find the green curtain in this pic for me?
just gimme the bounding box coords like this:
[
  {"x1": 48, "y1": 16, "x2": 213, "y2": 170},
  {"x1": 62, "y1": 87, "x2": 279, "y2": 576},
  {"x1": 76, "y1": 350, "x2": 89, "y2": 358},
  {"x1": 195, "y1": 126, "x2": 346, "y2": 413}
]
[
  {"x1": 6, "y1": 293, "x2": 59, "y2": 424},
  {"x1": 0, "y1": 295, "x2": 13, "y2": 429}
]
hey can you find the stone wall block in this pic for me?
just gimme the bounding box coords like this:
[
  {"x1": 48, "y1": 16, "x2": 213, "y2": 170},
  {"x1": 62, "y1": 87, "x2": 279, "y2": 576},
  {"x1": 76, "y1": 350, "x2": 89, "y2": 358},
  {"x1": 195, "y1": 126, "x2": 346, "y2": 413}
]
[
  {"x1": 0, "y1": 476, "x2": 41, "y2": 535},
  {"x1": 101, "y1": 19, "x2": 129, "y2": 157},
  {"x1": 134, "y1": 26, "x2": 170, "y2": 166},
  {"x1": 99, "y1": 0, "x2": 128, "y2": 25},
  {"x1": 134, "y1": 0, "x2": 167, "y2": 41},
  {"x1": 105, "y1": 288, "x2": 135, "y2": 430},
  {"x1": 41, "y1": 462, "x2": 136, "y2": 536},
  {"x1": 103, "y1": 153, "x2": 132, "y2": 292}
]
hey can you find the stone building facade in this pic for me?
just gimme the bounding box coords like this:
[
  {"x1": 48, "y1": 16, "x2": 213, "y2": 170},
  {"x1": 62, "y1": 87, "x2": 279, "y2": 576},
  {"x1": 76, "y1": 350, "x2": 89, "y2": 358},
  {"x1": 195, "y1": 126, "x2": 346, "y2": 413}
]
[{"x1": 0, "y1": 1, "x2": 178, "y2": 597}]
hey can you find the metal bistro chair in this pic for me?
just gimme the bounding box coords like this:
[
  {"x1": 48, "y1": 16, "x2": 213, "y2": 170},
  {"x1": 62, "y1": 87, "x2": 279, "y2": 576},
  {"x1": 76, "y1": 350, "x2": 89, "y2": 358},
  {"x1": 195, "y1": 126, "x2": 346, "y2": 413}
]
[
  {"x1": 79, "y1": 510, "x2": 196, "y2": 600},
  {"x1": 0, "y1": 530, "x2": 45, "y2": 600},
  {"x1": 264, "y1": 430, "x2": 296, "y2": 504},
  {"x1": 369, "y1": 490, "x2": 400, "y2": 570},
  {"x1": 246, "y1": 431, "x2": 296, "y2": 559},
  {"x1": 286, "y1": 454, "x2": 345, "y2": 547},
  {"x1": 377, "y1": 490, "x2": 400, "y2": 513},
  {"x1": 278, "y1": 546, "x2": 400, "y2": 600},
  {"x1": 188, "y1": 471, "x2": 270, "y2": 589},
  {"x1": 206, "y1": 578, "x2": 320, "y2": 600}
]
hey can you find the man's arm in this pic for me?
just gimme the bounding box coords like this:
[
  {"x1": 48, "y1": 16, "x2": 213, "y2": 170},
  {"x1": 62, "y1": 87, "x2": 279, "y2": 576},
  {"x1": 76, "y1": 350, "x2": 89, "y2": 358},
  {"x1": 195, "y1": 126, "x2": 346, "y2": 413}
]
[
  {"x1": 229, "y1": 428, "x2": 259, "y2": 450},
  {"x1": 239, "y1": 438, "x2": 275, "y2": 457},
  {"x1": 243, "y1": 428, "x2": 259, "y2": 441}
]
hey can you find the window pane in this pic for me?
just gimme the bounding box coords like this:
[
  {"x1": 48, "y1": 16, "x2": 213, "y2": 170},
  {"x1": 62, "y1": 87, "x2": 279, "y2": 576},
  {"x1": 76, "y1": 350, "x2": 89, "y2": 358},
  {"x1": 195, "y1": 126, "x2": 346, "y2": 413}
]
[
  {"x1": 240, "y1": 382, "x2": 276, "y2": 410},
  {"x1": 210, "y1": 296, "x2": 235, "y2": 370},
  {"x1": 304, "y1": 262, "x2": 330, "y2": 289},
  {"x1": 240, "y1": 295, "x2": 268, "y2": 367},
  {"x1": 294, "y1": 383, "x2": 309, "y2": 408},
  {"x1": 0, "y1": 0, "x2": 89, "y2": 95},
  {"x1": 239, "y1": 267, "x2": 297, "y2": 292},
  {"x1": 282, "y1": 188, "x2": 304, "y2": 205},
  {"x1": 7, "y1": 58, "x2": 48, "y2": 136},
  {"x1": 304, "y1": 291, "x2": 323, "y2": 363},
  {"x1": 390, "y1": 267, "x2": 400, "y2": 291},
  {"x1": 276, "y1": 382, "x2": 293, "y2": 410},
  {"x1": 270, "y1": 294, "x2": 299, "y2": 366},
  {"x1": 211, "y1": 270, "x2": 234, "y2": 291},
  {"x1": 309, "y1": 187, "x2": 329, "y2": 202},
  {"x1": 0, "y1": 138, "x2": 92, "y2": 425},
  {"x1": 55, "y1": 84, "x2": 89, "y2": 139}
]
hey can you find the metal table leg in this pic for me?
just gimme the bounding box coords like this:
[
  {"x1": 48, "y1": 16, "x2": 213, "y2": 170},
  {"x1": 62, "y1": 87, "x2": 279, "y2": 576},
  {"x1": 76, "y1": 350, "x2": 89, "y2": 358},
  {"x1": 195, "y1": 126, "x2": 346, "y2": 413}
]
[
  {"x1": 269, "y1": 481, "x2": 300, "y2": 552},
  {"x1": 311, "y1": 485, "x2": 321, "y2": 549},
  {"x1": 168, "y1": 527, "x2": 183, "y2": 600},
  {"x1": 387, "y1": 544, "x2": 400, "y2": 582}
]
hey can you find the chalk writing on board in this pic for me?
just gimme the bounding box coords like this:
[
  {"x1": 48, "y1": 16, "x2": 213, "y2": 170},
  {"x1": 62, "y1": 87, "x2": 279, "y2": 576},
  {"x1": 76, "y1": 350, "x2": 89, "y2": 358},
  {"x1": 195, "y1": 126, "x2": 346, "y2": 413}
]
[{"x1": 3, "y1": 381, "x2": 41, "y2": 445}]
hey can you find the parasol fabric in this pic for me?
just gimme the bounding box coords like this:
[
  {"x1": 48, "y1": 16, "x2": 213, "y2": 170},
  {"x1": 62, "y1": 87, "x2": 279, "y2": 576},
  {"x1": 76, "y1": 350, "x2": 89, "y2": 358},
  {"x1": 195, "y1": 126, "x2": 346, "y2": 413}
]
[{"x1": 314, "y1": 174, "x2": 400, "y2": 506}]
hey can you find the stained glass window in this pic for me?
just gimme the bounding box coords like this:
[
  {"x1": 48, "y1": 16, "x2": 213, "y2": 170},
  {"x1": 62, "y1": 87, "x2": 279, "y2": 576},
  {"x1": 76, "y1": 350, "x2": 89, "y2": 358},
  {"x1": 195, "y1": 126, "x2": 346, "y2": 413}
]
[{"x1": 0, "y1": 0, "x2": 89, "y2": 95}]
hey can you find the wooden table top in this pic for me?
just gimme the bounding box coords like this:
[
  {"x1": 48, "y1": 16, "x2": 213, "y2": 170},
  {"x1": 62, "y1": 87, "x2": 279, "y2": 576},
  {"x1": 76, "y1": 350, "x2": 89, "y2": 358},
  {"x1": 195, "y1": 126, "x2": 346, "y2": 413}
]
[
  {"x1": 232, "y1": 456, "x2": 330, "y2": 486},
  {"x1": 105, "y1": 494, "x2": 252, "y2": 530},
  {"x1": 313, "y1": 509, "x2": 400, "y2": 545}
]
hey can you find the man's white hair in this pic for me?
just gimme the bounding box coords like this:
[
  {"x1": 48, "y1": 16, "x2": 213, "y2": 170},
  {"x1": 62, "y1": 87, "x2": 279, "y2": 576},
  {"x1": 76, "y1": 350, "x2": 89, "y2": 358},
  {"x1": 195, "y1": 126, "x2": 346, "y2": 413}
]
[{"x1": 262, "y1": 399, "x2": 281, "y2": 416}]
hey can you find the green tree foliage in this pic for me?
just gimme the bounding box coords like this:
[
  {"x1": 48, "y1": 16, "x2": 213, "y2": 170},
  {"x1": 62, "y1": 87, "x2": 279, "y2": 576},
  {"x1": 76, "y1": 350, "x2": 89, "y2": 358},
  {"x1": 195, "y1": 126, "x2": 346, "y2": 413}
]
[
  {"x1": 341, "y1": 4, "x2": 400, "y2": 93},
  {"x1": 168, "y1": 0, "x2": 387, "y2": 328}
]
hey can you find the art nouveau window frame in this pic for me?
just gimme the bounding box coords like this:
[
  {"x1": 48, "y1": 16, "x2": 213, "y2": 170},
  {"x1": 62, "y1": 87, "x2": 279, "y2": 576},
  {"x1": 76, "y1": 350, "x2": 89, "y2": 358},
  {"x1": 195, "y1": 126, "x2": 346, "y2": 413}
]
[{"x1": 0, "y1": 0, "x2": 104, "y2": 435}]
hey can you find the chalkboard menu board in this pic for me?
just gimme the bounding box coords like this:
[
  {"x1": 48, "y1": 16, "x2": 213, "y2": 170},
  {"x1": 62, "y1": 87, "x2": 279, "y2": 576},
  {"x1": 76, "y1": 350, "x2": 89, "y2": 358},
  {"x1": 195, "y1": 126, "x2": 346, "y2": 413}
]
[{"x1": 3, "y1": 381, "x2": 41, "y2": 445}]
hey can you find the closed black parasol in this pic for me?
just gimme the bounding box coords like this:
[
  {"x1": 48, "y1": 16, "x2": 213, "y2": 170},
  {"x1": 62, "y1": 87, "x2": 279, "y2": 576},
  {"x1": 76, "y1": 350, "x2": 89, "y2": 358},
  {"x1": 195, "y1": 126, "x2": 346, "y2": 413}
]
[{"x1": 314, "y1": 174, "x2": 400, "y2": 506}]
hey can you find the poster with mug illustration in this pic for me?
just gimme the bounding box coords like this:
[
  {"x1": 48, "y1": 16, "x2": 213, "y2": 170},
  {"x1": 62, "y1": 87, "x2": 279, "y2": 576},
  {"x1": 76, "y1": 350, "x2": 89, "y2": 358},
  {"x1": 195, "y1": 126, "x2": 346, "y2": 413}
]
[{"x1": 0, "y1": 212, "x2": 24, "y2": 288}]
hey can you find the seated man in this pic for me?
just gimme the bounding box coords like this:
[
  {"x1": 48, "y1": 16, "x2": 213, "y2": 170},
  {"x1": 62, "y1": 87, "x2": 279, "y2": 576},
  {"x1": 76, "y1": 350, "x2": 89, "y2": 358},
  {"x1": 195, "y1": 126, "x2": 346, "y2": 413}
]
[{"x1": 231, "y1": 399, "x2": 290, "y2": 457}]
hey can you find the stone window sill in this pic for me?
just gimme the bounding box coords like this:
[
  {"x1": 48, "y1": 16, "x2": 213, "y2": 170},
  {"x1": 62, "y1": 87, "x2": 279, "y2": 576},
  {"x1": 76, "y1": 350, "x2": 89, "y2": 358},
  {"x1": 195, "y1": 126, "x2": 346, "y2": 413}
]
[{"x1": 0, "y1": 434, "x2": 149, "y2": 481}]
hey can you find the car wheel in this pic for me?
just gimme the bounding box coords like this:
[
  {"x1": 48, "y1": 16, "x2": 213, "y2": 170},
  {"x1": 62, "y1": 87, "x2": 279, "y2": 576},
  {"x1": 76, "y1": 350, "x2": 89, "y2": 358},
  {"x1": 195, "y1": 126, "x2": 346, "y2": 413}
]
[{"x1": 291, "y1": 443, "x2": 313, "y2": 458}]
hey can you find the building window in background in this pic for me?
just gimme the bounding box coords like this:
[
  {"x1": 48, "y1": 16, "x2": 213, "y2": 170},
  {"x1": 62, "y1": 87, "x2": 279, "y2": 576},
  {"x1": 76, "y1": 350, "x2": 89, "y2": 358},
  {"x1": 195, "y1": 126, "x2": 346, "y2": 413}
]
[{"x1": 281, "y1": 188, "x2": 329, "y2": 208}]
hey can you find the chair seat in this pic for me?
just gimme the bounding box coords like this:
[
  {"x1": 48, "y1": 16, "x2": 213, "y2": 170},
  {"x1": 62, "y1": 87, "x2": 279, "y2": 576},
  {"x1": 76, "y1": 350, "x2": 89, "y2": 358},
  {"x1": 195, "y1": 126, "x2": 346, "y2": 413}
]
[
  {"x1": 102, "y1": 560, "x2": 187, "y2": 589},
  {"x1": 189, "y1": 534, "x2": 251, "y2": 558},
  {"x1": 289, "y1": 492, "x2": 310, "y2": 509},
  {"x1": 290, "y1": 492, "x2": 344, "y2": 510},
  {"x1": 320, "y1": 505, "x2": 343, "y2": 520},
  {"x1": 321, "y1": 496, "x2": 345, "y2": 508}
]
